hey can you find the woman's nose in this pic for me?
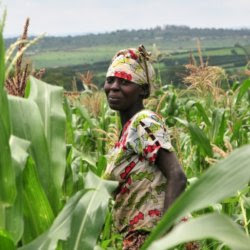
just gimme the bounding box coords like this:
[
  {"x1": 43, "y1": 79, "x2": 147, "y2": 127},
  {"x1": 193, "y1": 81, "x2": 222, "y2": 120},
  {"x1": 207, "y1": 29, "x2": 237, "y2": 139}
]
[{"x1": 110, "y1": 78, "x2": 120, "y2": 90}]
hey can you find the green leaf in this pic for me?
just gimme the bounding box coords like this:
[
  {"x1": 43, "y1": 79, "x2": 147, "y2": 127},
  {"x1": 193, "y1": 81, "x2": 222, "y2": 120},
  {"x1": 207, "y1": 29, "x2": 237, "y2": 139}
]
[
  {"x1": 19, "y1": 189, "x2": 86, "y2": 250},
  {"x1": 71, "y1": 147, "x2": 97, "y2": 182},
  {"x1": 9, "y1": 136, "x2": 30, "y2": 170},
  {"x1": 0, "y1": 229, "x2": 15, "y2": 250},
  {"x1": 8, "y1": 95, "x2": 60, "y2": 213},
  {"x1": 175, "y1": 118, "x2": 212, "y2": 156},
  {"x1": 80, "y1": 152, "x2": 97, "y2": 168},
  {"x1": 28, "y1": 76, "x2": 66, "y2": 191},
  {"x1": 211, "y1": 108, "x2": 225, "y2": 144},
  {"x1": 194, "y1": 102, "x2": 211, "y2": 127},
  {"x1": 166, "y1": 93, "x2": 177, "y2": 116},
  {"x1": 5, "y1": 136, "x2": 30, "y2": 243},
  {"x1": 185, "y1": 101, "x2": 211, "y2": 127},
  {"x1": 149, "y1": 213, "x2": 250, "y2": 250},
  {"x1": 0, "y1": 17, "x2": 15, "y2": 206},
  {"x1": 96, "y1": 155, "x2": 107, "y2": 177},
  {"x1": 24, "y1": 78, "x2": 31, "y2": 98},
  {"x1": 0, "y1": 112, "x2": 16, "y2": 205},
  {"x1": 188, "y1": 123, "x2": 213, "y2": 156},
  {"x1": 101, "y1": 211, "x2": 112, "y2": 245},
  {"x1": 174, "y1": 117, "x2": 188, "y2": 127},
  {"x1": 142, "y1": 145, "x2": 250, "y2": 249},
  {"x1": 0, "y1": 26, "x2": 5, "y2": 89},
  {"x1": 20, "y1": 172, "x2": 117, "y2": 250},
  {"x1": 75, "y1": 105, "x2": 94, "y2": 127},
  {"x1": 231, "y1": 118, "x2": 243, "y2": 142},
  {"x1": 64, "y1": 97, "x2": 74, "y2": 144},
  {"x1": 64, "y1": 171, "x2": 118, "y2": 250},
  {"x1": 0, "y1": 87, "x2": 10, "y2": 136},
  {"x1": 22, "y1": 157, "x2": 55, "y2": 244},
  {"x1": 236, "y1": 79, "x2": 250, "y2": 104},
  {"x1": 0, "y1": 95, "x2": 15, "y2": 206},
  {"x1": 242, "y1": 196, "x2": 250, "y2": 210}
]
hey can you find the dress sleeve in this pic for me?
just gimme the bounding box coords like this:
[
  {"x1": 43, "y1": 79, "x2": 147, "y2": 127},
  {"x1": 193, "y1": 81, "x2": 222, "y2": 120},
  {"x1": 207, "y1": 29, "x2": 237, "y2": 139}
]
[{"x1": 129, "y1": 112, "x2": 173, "y2": 164}]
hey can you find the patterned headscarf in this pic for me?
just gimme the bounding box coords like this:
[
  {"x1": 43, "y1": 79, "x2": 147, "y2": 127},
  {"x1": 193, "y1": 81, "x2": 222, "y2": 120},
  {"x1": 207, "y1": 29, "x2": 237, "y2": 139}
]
[{"x1": 106, "y1": 45, "x2": 155, "y2": 85}]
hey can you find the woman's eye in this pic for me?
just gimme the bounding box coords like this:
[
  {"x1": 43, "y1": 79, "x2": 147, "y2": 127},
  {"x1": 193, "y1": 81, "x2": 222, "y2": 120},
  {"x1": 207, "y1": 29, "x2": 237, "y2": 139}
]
[
  {"x1": 106, "y1": 77, "x2": 115, "y2": 84},
  {"x1": 120, "y1": 79, "x2": 130, "y2": 85}
]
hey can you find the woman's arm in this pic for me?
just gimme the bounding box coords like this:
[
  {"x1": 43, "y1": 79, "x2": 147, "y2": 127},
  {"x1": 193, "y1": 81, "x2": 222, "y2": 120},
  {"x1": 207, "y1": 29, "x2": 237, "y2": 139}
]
[{"x1": 155, "y1": 148, "x2": 187, "y2": 212}]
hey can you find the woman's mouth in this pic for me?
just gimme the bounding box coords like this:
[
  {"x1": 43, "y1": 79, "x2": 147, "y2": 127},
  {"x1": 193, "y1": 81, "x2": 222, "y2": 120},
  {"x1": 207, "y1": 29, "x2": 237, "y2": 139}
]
[{"x1": 108, "y1": 96, "x2": 121, "y2": 102}]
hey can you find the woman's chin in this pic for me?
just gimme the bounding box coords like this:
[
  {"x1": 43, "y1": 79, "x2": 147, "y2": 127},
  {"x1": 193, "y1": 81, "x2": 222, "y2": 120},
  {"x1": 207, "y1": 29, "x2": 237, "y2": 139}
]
[
  {"x1": 108, "y1": 103, "x2": 121, "y2": 111},
  {"x1": 108, "y1": 101, "x2": 124, "y2": 111}
]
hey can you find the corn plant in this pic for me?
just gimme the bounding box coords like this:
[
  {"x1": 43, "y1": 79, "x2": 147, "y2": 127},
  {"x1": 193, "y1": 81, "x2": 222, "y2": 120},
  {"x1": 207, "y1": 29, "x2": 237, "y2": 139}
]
[
  {"x1": 1, "y1": 8, "x2": 250, "y2": 250},
  {"x1": 0, "y1": 14, "x2": 117, "y2": 249},
  {"x1": 142, "y1": 145, "x2": 250, "y2": 249}
]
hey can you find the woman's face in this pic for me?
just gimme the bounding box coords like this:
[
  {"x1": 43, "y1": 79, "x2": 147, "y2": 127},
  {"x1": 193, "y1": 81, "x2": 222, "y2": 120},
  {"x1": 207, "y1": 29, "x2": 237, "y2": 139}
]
[{"x1": 104, "y1": 76, "x2": 143, "y2": 111}]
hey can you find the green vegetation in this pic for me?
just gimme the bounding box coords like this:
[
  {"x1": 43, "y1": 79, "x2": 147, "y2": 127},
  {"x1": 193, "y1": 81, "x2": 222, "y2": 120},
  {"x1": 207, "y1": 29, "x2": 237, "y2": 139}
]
[
  {"x1": 5, "y1": 25, "x2": 250, "y2": 52},
  {"x1": 41, "y1": 48, "x2": 249, "y2": 90},
  {"x1": 5, "y1": 24, "x2": 250, "y2": 70},
  {"x1": 1, "y1": 12, "x2": 250, "y2": 250},
  {"x1": 27, "y1": 45, "x2": 248, "y2": 69},
  {"x1": 30, "y1": 46, "x2": 121, "y2": 68},
  {"x1": 5, "y1": 24, "x2": 250, "y2": 91}
]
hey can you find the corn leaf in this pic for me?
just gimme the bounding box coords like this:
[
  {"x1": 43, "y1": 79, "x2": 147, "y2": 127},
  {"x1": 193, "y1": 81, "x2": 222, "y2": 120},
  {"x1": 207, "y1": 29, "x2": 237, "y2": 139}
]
[
  {"x1": 211, "y1": 108, "x2": 225, "y2": 144},
  {"x1": 5, "y1": 136, "x2": 30, "y2": 243},
  {"x1": 185, "y1": 100, "x2": 211, "y2": 127},
  {"x1": 64, "y1": 171, "x2": 117, "y2": 250},
  {"x1": 8, "y1": 95, "x2": 59, "y2": 213},
  {"x1": 64, "y1": 97, "x2": 74, "y2": 144},
  {"x1": 0, "y1": 26, "x2": 5, "y2": 89},
  {"x1": 236, "y1": 79, "x2": 250, "y2": 104},
  {"x1": 194, "y1": 102, "x2": 211, "y2": 127},
  {"x1": 0, "y1": 18, "x2": 15, "y2": 205},
  {"x1": 22, "y1": 157, "x2": 55, "y2": 244},
  {"x1": 19, "y1": 172, "x2": 117, "y2": 250},
  {"x1": 0, "y1": 111, "x2": 15, "y2": 205},
  {"x1": 28, "y1": 76, "x2": 66, "y2": 192},
  {"x1": 0, "y1": 229, "x2": 15, "y2": 250},
  {"x1": 19, "y1": 189, "x2": 86, "y2": 250},
  {"x1": 142, "y1": 145, "x2": 250, "y2": 249},
  {"x1": 175, "y1": 118, "x2": 213, "y2": 156},
  {"x1": 188, "y1": 123, "x2": 213, "y2": 156},
  {"x1": 149, "y1": 213, "x2": 250, "y2": 250},
  {"x1": 75, "y1": 105, "x2": 95, "y2": 127},
  {"x1": 96, "y1": 155, "x2": 107, "y2": 177}
]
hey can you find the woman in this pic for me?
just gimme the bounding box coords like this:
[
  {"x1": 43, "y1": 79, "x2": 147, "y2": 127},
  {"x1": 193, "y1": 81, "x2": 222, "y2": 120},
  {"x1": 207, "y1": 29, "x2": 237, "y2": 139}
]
[{"x1": 104, "y1": 45, "x2": 187, "y2": 250}]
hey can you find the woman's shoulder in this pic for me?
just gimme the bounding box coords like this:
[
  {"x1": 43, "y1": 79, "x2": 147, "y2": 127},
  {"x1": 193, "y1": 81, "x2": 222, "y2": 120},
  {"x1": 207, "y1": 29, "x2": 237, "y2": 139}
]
[{"x1": 130, "y1": 109, "x2": 165, "y2": 129}]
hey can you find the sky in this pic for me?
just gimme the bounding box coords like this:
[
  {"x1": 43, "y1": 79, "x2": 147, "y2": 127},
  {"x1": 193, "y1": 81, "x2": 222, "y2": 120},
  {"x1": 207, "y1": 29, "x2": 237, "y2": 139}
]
[{"x1": 1, "y1": 0, "x2": 250, "y2": 37}]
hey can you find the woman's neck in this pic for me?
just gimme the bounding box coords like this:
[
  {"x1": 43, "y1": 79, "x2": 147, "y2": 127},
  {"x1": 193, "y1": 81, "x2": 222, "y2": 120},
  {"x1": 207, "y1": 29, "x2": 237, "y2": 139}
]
[{"x1": 119, "y1": 103, "x2": 144, "y2": 127}]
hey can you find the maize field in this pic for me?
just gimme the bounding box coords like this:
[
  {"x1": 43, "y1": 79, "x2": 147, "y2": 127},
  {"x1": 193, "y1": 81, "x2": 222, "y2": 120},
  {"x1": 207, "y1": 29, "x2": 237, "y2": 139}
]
[{"x1": 1, "y1": 12, "x2": 250, "y2": 250}]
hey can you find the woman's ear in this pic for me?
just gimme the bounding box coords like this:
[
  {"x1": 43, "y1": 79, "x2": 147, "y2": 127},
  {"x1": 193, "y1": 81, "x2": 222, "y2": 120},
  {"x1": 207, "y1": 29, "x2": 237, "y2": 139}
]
[{"x1": 140, "y1": 84, "x2": 150, "y2": 99}]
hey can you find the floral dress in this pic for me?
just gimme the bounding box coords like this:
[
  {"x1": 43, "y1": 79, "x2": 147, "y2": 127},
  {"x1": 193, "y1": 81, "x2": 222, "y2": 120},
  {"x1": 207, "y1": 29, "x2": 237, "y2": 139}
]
[{"x1": 104, "y1": 109, "x2": 173, "y2": 234}]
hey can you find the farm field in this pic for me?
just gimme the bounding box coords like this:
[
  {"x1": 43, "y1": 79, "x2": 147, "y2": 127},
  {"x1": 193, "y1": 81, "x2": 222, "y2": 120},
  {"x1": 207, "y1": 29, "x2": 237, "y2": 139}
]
[
  {"x1": 29, "y1": 46, "x2": 122, "y2": 68},
  {"x1": 20, "y1": 33, "x2": 250, "y2": 91},
  {"x1": 8, "y1": 27, "x2": 247, "y2": 93},
  {"x1": 29, "y1": 43, "x2": 248, "y2": 69},
  {"x1": 41, "y1": 44, "x2": 249, "y2": 91},
  {"x1": 1, "y1": 14, "x2": 250, "y2": 250}
]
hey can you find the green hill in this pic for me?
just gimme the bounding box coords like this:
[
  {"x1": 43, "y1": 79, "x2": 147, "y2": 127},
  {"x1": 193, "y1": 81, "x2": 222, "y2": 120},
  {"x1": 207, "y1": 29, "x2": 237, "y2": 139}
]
[{"x1": 4, "y1": 25, "x2": 250, "y2": 90}]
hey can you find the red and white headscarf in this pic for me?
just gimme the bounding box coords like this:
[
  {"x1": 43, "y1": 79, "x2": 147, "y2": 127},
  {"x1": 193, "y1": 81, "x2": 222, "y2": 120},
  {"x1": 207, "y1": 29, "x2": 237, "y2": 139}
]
[{"x1": 106, "y1": 45, "x2": 155, "y2": 85}]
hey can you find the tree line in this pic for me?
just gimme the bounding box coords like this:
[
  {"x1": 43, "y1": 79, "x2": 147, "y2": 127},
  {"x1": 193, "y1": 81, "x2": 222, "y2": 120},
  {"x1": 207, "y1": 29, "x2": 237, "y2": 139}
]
[{"x1": 4, "y1": 25, "x2": 250, "y2": 52}]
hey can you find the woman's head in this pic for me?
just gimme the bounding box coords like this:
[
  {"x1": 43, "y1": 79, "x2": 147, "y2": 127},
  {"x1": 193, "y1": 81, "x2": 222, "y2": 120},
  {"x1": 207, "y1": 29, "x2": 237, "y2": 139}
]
[{"x1": 104, "y1": 45, "x2": 155, "y2": 111}]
